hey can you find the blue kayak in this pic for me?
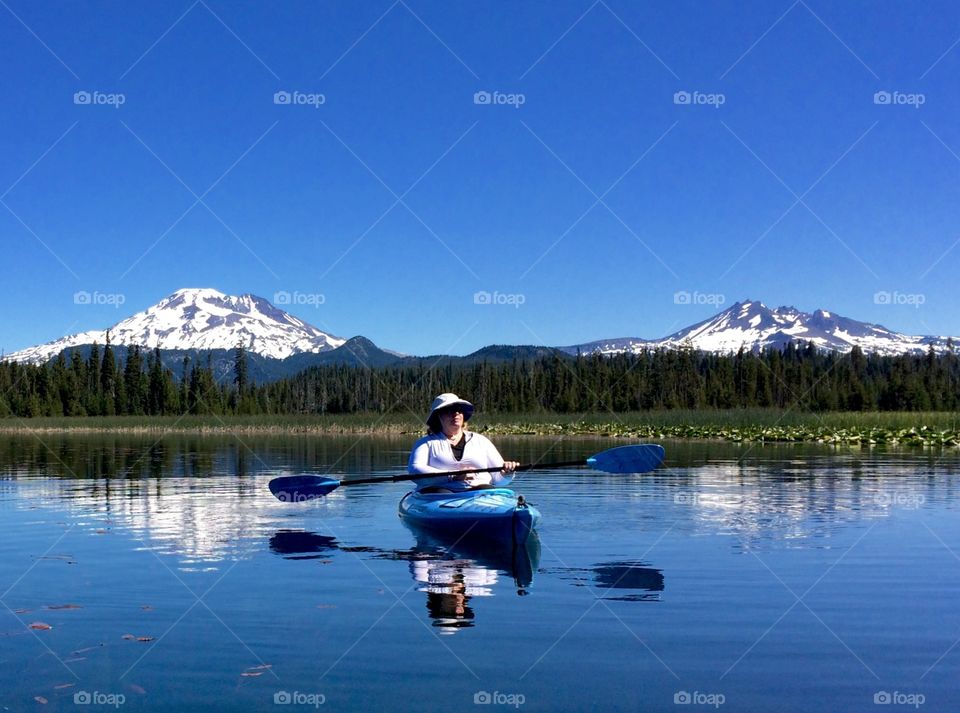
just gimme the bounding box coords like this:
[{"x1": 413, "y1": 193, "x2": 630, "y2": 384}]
[{"x1": 398, "y1": 488, "x2": 541, "y2": 544}]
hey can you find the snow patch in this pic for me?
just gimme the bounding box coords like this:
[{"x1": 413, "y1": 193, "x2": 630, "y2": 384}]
[
  {"x1": 5, "y1": 288, "x2": 346, "y2": 364},
  {"x1": 572, "y1": 301, "x2": 960, "y2": 357}
]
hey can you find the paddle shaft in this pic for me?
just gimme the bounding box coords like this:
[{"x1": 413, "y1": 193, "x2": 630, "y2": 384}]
[
  {"x1": 338, "y1": 459, "x2": 589, "y2": 487},
  {"x1": 267, "y1": 444, "x2": 664, "y2": 500}
]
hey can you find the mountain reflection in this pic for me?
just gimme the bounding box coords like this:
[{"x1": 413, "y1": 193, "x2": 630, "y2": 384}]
[{"x1": 5, "y1": 434, "x2": 958, "y2": 572}]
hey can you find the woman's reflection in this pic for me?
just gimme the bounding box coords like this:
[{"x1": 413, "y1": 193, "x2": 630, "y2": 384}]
[
  {"x1": 269, "y1": 527, "x2": 541, "y2": 633},
  {"x1": 410, "y1": 561, "x2": 492, "y2": 632},
  {"x1": 406, "y1": 529, "x2": 539, "y2": 633}
]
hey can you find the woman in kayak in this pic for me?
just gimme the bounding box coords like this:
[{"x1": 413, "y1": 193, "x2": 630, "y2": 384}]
[{"x1": 407, "y1": 393, "x2": 518, "y2": 492}]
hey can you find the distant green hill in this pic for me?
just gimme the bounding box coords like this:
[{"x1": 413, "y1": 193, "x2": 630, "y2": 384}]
[{"x1": 48, "y1": 339, "x2": 572, "y2": 384}]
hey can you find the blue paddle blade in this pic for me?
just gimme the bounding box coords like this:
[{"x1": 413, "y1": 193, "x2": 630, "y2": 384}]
[
  {"x1": 269, "y1": 475, "x2": 340, "y2": 501},
  {"x1": 587, "y1": 444, "x2": 665, "y2": 474}
]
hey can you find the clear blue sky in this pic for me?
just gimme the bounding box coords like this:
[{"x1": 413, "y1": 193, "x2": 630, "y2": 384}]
[{"x1": 2, "y1": 0, "x2": 958, "y2": 356}]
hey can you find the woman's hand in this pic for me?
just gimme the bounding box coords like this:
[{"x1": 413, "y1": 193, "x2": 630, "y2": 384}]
[{"x1": 501, "y1": 461, "x2": 519, "y2": 474}]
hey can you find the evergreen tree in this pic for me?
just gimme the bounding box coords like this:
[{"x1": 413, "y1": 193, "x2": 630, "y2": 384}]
[
  {"x1": 100, "y1": 336, "x2": 117, "y2": 416},
  {"x1": 87, "y1": 343, "x2": 102, "y2": 415},
  {"x1": 124, "y1": 345, "x2": 147, "y2": 415}
]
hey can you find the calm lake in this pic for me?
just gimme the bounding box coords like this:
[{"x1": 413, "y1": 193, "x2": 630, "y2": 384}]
[{"x1": 1, "y1": 433, "x2": 958, "y2": 712}]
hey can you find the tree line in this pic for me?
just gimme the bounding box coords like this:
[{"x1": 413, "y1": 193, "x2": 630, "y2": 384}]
[
  {"x1": 0, "y1": 342, "x2": 258, "y2": 417},
  {"x1": 1, "y1": 340, "x2": 958, "y2": 418}
]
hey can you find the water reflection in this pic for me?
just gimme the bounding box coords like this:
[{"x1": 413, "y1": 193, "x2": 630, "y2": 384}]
[
  {"x1": 406, "y1": 528, "x2": 540, "y2": 633},
  {"x1": 415, "y1": 562, "x2": 483, "y2": 632},
  {"x1": 591, "y1": 561, "x2": 664, "y2": 601},
  {"x1": 4, "y1": 433, "x2": 960, "y2": 570},
  {"x1": 268, "y1": 526, "x2": 541, "y2": 633},
  {"x1": 0, "y1": 432, "x2": 414, "y2": 480},
  {"x1": 269, "y1": 530, "x2": 342, "y2": 559},
  {"x1": 555, "y1": 560, "x2": 665, "y2": 602},
  {"x1": 269, "y1": 530, "x2": 378, "y2": 559},
  {"x1": 637, "y1": 452, "x2": 960, "y2": 550}
]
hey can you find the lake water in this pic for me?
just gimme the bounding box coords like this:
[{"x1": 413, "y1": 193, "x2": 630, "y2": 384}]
[{"x1": 1, "y1": 433, "x2": 958, "y2": 712}]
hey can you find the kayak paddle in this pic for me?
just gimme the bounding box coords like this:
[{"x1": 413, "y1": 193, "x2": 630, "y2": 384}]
[{"x1": 268, "y1": 443, "x2": 665, "y2": 502}]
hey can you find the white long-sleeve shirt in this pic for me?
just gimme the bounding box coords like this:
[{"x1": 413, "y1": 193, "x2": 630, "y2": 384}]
[{"x1": 407, "y1": 431, "x2": 512, "y2": 491}]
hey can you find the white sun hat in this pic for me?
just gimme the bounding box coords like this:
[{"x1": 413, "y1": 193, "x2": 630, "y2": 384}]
[{"x1": 426, "y1": 393, "x2": 474, "y2": 429}]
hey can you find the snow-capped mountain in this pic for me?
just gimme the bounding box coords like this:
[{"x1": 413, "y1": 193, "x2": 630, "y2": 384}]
[
  {"x1": 567, "y1": 300, "x2": 959, "y2": 357},
  {"x1": 7, "y1": 294, "x2": 958, "y2": 367},
  {"x1": 5, "y1": 288, "x2": 345, "y2": 364}
]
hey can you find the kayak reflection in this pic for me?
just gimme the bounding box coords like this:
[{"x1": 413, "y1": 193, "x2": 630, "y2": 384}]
[
  {"x1": 404, "y1": 526, "x2": 541, "y2": 634},
  {"x1": 268, "y1": 527, "x2": 541, "y2": 633}
]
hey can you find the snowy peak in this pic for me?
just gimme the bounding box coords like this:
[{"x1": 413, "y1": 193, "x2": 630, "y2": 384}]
[
  {"x1": 6, "y1": 288, "x2": 345, "y2": 364},
  {"x1": 568, "y1": 301, "x2": 959, "y2": 357},
  {"x1": 9, "y1": 292, "x2": 959, "y2": 366}
]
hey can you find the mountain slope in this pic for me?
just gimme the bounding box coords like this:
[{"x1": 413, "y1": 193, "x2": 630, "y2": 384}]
[
  {"x1": 564, "y1": 301, "x2": 958, "y2": 357},
  {"x1": 6, "y1": 288, "x2": 345, "y2": 364}
]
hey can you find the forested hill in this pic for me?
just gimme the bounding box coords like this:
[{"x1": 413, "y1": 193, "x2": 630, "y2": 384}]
[{"x1": 1, "y1": 341, "x2": 958, "y2": 418}]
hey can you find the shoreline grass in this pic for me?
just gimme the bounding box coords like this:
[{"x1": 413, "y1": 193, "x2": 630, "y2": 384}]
[
  {"x1": 0, "y1": 413, "x2": 420, "y2": 436},
  {"x1": 1, "y1": 410, "x2": 959, "y2": 446}
]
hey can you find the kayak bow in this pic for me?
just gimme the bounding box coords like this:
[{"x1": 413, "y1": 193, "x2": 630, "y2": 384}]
[{"x1": 398, "y1": 488, "x2": 541, "y2": 544}]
